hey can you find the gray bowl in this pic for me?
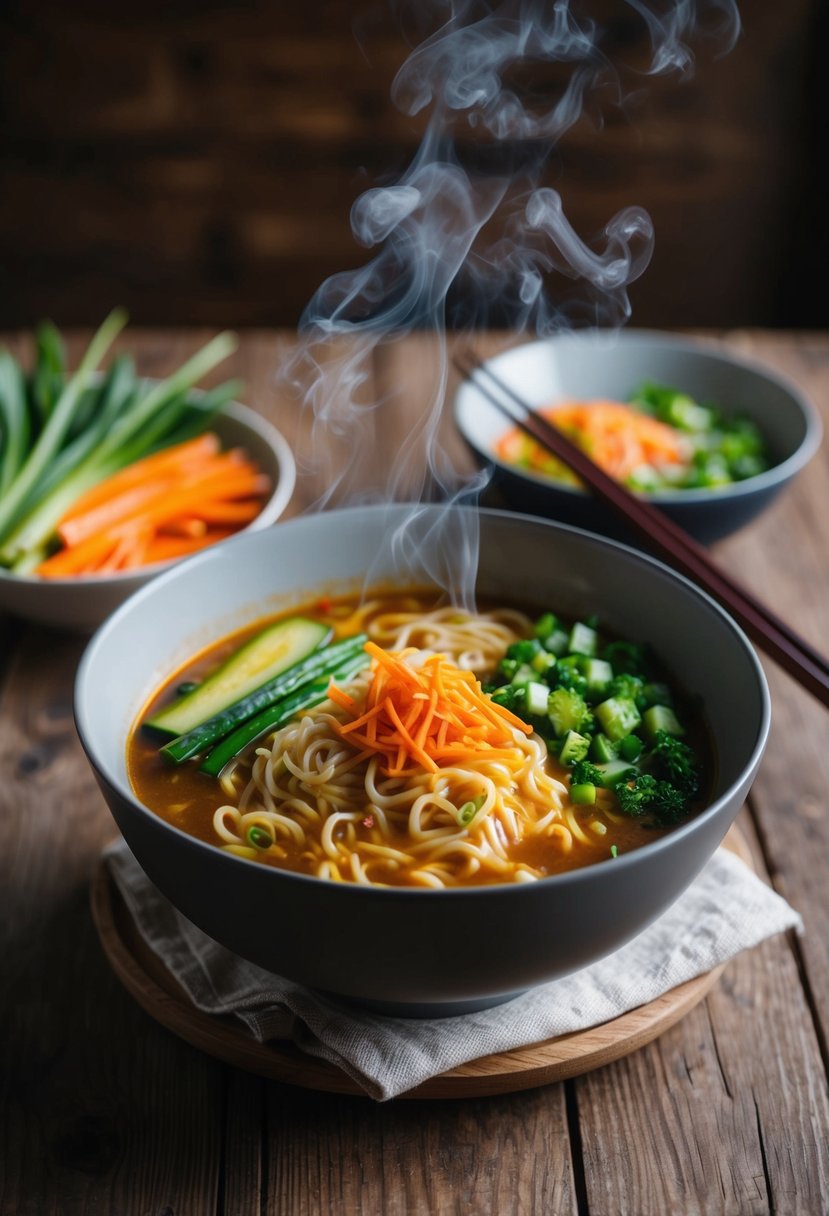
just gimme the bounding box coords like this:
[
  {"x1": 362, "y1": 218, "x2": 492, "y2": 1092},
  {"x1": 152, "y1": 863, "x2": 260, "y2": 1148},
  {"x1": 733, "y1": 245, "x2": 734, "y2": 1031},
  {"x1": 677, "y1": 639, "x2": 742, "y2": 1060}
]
[
  {"x1": 75, "y1": 505, "x2": 770, "y2": 1016},
  {"x1": 454, "y1": 331, "x2": 821, "y2": 544}
]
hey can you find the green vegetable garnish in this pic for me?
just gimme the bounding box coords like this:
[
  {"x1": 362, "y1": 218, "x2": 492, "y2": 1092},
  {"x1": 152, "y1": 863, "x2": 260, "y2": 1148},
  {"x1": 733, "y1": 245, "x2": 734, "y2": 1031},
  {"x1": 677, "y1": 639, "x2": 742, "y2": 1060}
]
[
  {"x1": 485, "y1": 609, "x2": 705, "y2": 831},
  {"x1": 246, "y1": 825, "x2": 274, "y2": 849},
  {"x1": 458, "y1": 795, "x2": 486, "y2": 826},
  {"x1": 0, "y1": 312, "x2": 240, "y2": 569}
]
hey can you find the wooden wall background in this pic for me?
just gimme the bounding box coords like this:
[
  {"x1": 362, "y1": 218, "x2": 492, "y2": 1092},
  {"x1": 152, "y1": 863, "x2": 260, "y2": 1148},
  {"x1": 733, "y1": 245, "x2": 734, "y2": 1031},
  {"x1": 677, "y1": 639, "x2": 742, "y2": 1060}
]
[{"x1": 0, "y1": 0, "x2": 825, "y2": 331}]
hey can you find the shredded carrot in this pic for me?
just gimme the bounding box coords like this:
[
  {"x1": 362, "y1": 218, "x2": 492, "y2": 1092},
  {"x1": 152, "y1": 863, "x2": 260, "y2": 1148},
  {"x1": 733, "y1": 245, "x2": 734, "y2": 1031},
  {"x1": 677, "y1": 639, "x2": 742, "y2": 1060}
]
[
  {"x1": 331, "y1": 642, "x2": 532, "y2": 778},
  {"x1": 494, "y1": 398, "x2": 690, "y2": 485},
  {"x1": 141, "y1": 530, "x2": 236, "y2": 564},
  {"x1": 36, "y1": 432, "x2": 270, "y2": 579},
  {"x1": 60, "y1": 433, "x2": 221, "y2": 523}
]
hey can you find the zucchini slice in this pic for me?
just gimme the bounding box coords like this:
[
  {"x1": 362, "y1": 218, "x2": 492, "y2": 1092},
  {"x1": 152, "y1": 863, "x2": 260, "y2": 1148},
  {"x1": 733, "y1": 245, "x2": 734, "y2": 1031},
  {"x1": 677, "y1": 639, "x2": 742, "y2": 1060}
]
[{"x1": 145, "y1": 617, "x2": 331, "y2": 738}]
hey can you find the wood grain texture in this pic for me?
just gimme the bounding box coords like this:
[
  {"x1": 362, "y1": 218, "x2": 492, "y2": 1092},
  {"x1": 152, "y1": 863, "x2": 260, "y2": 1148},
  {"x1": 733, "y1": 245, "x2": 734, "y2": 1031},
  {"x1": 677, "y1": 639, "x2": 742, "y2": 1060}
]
[
  {"x1": 90, "y1": 848, "x2": 749, "y2": 1099},
  {"x1": 261, "y1": 1082, "x2": 578, "y2": 1216},
  {"x1": 715, "y1": 334, "x2": 829, "y2": 1053},
  {"x1": 0, "y1": 628, "x2": 225, "y2": 1215},
  {"x1": 1, "y1": 328, "x2": 828, "y2": 1215}
]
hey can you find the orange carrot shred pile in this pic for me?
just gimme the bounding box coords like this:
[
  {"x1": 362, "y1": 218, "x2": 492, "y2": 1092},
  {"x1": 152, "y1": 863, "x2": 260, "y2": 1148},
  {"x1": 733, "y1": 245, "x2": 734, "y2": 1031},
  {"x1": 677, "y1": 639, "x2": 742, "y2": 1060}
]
[
  {"x1": 328, "y1": 642, "x2": 532, "y2": 778},
  {"x1": 36, "y1": 433, "x2": 270, "y2": 578},
  {"x1": 495, "y1": 398, "x2": 689, "y2": 485}
]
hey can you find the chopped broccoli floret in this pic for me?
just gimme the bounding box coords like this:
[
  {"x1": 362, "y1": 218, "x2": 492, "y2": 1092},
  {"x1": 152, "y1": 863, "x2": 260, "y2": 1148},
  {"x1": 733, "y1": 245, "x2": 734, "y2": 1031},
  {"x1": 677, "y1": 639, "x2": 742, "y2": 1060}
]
[
  {"x1": 616, "y1": 774, "x2": 687, "y2": 825},
  {"x1": 489, "y1": 684, "x2": 527, "y2": 715},
  {"x1": 548, "y1": 687, "x2": 593, "y2": 736},
  {"x1": 505, "y1": 639, "x2": 543, "y2": 664},
  {"x1": 551, "y1": 658, "x2": 588, "y2": 697},
  {"x1": 534, "y1": 613, "x2": 560, "y2": 641},
  {"x1": 530, "y1": 649, "x2": 557, "y2": 675},
  {"x1": 570, "y1": 760, "x2": 605, "y2": 788},
  {"x1": 607, "y1": 673, "x2": 647, "y2": 710},
  {"x1": 650, "y1": 730, "x2": 700, "y2": 796},
  {"x1": 642, "y1": 681, "x2": 672, "y2": 708},
  {"x1": 602, "y1": 639, "x2": 651, "y2": 677}
]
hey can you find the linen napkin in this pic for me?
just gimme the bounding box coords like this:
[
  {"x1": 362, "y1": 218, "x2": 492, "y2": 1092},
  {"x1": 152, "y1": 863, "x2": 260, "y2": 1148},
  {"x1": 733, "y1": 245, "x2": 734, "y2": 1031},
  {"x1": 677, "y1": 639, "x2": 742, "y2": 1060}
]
[{"x1": 105, "y1": 839, "x2": 800, "y2": 1101}]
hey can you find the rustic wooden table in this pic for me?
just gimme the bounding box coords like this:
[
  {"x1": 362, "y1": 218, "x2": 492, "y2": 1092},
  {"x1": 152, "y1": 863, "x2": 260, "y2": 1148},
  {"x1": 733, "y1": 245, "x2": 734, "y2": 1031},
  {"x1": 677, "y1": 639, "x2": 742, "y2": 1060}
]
[{"x1": 2, "y1": 330, "x2": 829, "y2": 1214}]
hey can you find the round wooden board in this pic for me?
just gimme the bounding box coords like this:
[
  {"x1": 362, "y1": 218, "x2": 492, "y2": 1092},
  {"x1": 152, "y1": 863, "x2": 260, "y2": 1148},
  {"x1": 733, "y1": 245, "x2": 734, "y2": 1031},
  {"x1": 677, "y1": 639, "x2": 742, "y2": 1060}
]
[{"x1": 90, "y1": 826, "x2": 753, "y2": 1100}]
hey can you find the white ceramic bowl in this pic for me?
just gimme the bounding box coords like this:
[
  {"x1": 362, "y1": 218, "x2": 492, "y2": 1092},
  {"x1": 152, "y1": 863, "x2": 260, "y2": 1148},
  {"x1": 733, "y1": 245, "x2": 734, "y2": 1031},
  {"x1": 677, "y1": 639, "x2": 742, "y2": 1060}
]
[
  {"x1": 0, "y1": 401, "x2": 295, "y2": 633},
  {"x1": 75, "y1": 505, "x2": 770, "y2": 1015},
  {"x1": 454, "y1": 330, "x2": 822, "y2": 543}
]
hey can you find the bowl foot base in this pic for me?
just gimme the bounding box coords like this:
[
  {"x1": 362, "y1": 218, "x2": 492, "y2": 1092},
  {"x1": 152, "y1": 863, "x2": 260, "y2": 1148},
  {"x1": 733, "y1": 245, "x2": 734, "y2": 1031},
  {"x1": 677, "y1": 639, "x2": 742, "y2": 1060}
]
[{"x1": 323, "y1": 989, "x2": 527, "y2": 1018}]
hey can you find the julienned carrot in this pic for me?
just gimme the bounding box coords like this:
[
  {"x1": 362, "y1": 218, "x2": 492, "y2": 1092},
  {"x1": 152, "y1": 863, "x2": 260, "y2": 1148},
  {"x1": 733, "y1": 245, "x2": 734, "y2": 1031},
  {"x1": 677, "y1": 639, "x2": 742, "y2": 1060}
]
[
  {"x1": 142, "y1": 530, "x2": 235, "y2": 564},
  {"x1": 495, "y1": 398, "x2": 690, "y2": 484},
  {"x1": 95, "y1": 528, "x2": 150, "y2": 575},
  {"x1": 37, "y1": 521, "x2": 239, "y2": 577},
  {"x1": 330, "y1": 642, "x2": 532, "y2": 778},
  {"x1": 59, "y1": 433, "x2": 221, "y2": 523},
  {"x1": 177, "y1": 500, "x2": 263, "y2": 525},
  {"x1": 36, "y1": 431, "x2": 270, "y2": 578},
  {"x1": 37, "y1": 522, "x2": 140, "y2": 577},
  {"x1": 160, "y1": 517, "x2": 208, "y2": 538},
  {"x1": 58, "y1": 463, "x2": 267, "y2": 548}
]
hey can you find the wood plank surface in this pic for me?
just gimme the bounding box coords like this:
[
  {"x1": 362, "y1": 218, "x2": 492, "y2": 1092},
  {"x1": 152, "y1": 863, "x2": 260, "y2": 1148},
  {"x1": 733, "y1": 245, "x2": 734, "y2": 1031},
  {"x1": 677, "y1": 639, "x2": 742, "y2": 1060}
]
[
  {"x1": 1, "y1": 329, "x2": 828, "y2": 1215},
  {"x1": 0, "y1": 628, "x2": 225, "y2": 1215}
]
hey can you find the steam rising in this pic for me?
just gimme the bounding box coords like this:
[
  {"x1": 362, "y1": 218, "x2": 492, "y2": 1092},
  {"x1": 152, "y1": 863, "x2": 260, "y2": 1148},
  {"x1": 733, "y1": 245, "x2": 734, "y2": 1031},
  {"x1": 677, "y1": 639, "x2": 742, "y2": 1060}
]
[{"x1": 285, "y1": 0, "x2": 740, "y2": 604}]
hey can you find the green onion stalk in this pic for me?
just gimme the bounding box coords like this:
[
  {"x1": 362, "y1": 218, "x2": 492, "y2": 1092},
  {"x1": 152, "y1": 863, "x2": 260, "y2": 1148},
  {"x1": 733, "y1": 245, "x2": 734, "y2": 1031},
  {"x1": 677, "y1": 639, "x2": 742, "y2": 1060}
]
[{"x1": 0, "y1": 318, "x2": 238, "y2": 570}]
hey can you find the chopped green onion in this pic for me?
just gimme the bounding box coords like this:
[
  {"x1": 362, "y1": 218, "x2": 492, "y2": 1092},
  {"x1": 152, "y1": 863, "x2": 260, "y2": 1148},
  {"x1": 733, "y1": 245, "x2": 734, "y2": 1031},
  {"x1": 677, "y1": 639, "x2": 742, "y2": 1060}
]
[
  {"x1": 458, "y1": 795, "x2": 486, "y2": 826},
  {"x1": 246, "y1": 825, "x2": 274, "y2": 849}
]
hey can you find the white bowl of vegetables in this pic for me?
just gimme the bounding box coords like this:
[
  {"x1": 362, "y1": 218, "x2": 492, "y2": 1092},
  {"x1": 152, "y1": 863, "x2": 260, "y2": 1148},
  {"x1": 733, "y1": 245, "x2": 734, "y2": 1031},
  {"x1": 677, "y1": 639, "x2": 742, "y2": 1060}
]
[
  {"x1": 454, "y1": 330, "x2": 822, "y2": 543},
  {"x1": 0, "y1": 311, "x2": 295, "y2": 632}
]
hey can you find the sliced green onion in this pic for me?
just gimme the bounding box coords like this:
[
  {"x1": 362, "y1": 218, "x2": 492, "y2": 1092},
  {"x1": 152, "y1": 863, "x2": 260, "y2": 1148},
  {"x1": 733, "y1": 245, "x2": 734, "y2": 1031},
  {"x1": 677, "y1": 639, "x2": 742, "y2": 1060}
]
[
  {"x1": 458, "y1": 795, "x2": 486, "y2": 826},
  {"x1": 0, "y1": 352, "x2": 29, "y2": 495},
  {"x1": 246, "y1": 825, "x2": 274, "y2": 849},
  {"x1": 0, "y1": 308, "x2": 128, "y2": 545},
  {"x1": 0, "y1": 323, "x2": 238, "y2": 567}
]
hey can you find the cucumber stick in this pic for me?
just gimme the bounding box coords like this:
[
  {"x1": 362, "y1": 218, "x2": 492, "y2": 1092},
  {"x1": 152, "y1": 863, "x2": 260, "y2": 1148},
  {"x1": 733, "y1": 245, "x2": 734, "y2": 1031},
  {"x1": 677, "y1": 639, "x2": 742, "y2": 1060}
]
[
  {"x1": 146, "y1": 617, "x2": 332, "y2": 738},
  {"x1": 199, "y1": 649, "x2": 370, "y2": 777},
  {"x1": 158, "y1": 633, "x2": 369, "y2": 763}
]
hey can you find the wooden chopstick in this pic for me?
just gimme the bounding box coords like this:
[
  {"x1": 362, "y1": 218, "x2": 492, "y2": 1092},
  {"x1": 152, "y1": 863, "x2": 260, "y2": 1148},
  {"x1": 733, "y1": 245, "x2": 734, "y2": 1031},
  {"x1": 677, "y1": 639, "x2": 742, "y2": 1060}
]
[{"x1": 455, "y1": 347, "x2": 829, "y2": 709}]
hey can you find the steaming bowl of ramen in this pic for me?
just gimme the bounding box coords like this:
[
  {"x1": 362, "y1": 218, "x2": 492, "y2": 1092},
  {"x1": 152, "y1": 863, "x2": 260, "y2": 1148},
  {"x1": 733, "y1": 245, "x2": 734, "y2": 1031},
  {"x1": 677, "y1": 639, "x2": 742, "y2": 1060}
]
[
  {"x1": 75, "y1": 505, "x2": 770, "y2": 1014},
  {"x1": 454, "y1": 330, "x2": 821, "y2": 544}
]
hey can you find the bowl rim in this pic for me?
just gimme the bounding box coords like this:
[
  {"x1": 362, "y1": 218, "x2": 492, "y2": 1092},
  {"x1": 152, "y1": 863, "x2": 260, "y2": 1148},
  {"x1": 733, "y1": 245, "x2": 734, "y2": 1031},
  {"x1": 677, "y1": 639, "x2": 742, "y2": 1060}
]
[
  {"x1": 453, "y1": 329, "x2": 823, "y2": 506},
  {"x1": 74, "y1": 503, "x2": 772, "y2": 900}
]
